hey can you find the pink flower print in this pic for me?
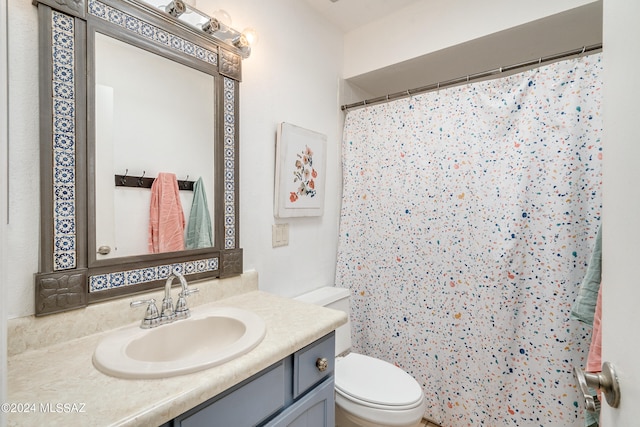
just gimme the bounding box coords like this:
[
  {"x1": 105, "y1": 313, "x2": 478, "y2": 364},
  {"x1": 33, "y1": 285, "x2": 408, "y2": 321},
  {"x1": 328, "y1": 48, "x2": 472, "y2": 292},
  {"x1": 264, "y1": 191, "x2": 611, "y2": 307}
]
[{"x1": 290, "y1": 145, "x2": 318, "y2": 201}]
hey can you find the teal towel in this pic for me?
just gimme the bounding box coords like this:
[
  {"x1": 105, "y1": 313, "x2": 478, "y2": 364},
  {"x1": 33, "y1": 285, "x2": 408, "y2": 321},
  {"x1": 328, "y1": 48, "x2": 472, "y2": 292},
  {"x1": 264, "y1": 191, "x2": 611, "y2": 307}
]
[
  {"x1": 585, "y1": 387, "x2": 600, "y2": 427},
  {"x1": 186, "y1": 177, "x2": 213, "y2": 249},
  {"x1": 571, "y1": 225, "x2": 602, "y2": 326}
]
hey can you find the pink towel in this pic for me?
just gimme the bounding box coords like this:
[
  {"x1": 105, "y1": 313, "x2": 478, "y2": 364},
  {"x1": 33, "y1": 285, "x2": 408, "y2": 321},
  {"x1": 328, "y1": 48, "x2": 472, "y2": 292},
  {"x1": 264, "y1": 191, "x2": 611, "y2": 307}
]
[
  {"x1": 587, "y1": 285, "x2": 602, "y2": 372},
  {"x1": 148, "y1": 173, "x2": 185, "y2": 253},
  {"x1": 586, "y1": 284, "x2": 602, "y2": 402}
]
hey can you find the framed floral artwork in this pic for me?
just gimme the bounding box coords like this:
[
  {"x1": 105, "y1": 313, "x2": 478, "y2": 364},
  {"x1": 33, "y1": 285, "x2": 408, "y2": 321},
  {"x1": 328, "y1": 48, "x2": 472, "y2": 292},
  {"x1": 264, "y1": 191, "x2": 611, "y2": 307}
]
[{"x1": 274, "y1": 122, "x2": 327, "y2": 218}]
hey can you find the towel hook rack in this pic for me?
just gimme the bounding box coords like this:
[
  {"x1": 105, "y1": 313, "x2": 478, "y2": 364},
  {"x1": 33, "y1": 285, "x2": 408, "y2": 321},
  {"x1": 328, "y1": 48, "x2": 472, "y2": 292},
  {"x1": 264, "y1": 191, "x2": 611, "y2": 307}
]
[
  {"x1": 114, "y1": 172, "x2": 196, "y2": 191},
  {"x1": 120, "y1": 169, "x2": 128, "y2": 185}
]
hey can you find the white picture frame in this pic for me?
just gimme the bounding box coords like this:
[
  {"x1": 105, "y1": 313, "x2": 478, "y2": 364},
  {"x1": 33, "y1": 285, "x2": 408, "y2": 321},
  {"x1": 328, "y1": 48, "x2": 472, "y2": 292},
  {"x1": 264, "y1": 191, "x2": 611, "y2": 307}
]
[{"x1": 274, "y1": 122, "x2": 327, "y2": 218}]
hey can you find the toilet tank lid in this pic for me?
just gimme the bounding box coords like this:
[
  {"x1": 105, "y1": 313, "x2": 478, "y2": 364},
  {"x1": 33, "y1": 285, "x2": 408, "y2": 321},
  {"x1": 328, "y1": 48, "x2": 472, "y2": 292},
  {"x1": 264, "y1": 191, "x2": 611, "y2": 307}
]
[{"x1": 294, "y1": 286, "x2": 350, "y2": 306}]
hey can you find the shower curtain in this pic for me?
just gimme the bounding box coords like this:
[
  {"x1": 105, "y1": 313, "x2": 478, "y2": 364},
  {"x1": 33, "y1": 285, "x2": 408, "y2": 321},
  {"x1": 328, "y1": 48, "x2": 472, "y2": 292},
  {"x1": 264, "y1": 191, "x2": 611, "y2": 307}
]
[{"x1": 335, "y1": 54, "x2": 603, "y2": 427}]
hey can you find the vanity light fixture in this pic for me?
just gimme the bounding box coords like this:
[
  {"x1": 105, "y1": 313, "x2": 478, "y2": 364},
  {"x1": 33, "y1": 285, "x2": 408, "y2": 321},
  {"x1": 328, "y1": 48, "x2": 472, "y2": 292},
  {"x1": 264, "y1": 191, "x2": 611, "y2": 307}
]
[
  {"x1": 201, "y1": 17, "x2": 221, "y2": 34},
  {"x1": 142, "y1": 0, "x2": 256, "y2": 58},
  {"x1": 164, "y1": 0, "x2": 186, "y2": 18}
]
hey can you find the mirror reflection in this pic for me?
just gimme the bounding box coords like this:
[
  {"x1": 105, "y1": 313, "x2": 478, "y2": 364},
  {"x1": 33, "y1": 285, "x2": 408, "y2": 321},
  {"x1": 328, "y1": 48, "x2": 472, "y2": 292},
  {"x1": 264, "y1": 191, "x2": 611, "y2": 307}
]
[{"x1": 93, "y1": 33, "x2": 216, "y2": 259}]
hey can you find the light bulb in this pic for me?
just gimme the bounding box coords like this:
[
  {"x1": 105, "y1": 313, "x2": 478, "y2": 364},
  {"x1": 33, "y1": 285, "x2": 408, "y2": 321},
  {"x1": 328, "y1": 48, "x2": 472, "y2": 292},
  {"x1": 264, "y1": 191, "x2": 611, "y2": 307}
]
[
  {"x1": 242, "y1": 27, "x2": 259, "y2": 46},
  {"x1": 211, "y1": 9, "x2": 231, "y2": 27}
]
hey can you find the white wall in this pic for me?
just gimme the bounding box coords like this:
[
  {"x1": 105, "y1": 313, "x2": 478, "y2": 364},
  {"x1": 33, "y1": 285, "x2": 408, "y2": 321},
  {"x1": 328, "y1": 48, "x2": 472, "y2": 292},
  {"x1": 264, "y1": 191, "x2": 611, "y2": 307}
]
[
  {"x1": 6, "y1": 0, "x2": 39, "y2": 318},
  {"x1": 215, "y1": 0, "x2": 345, "y2": 298},
  {"x1": 343, "y1": 0, "x2": 600, "y2": 79},
  {"x1": 1, "y1": 0, "x2": 8, "y2": 421}
]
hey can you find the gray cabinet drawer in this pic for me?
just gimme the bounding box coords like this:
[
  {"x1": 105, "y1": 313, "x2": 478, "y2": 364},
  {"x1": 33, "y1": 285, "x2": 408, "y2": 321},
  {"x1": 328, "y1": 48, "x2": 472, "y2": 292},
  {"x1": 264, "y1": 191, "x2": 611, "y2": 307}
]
[
  {"x1": 263, "y1": 377, "x2": 335, "y2": 427},
  {"x1": 176, "y1": 361, "x2": 286, "y2": 427},
  {"x1": 293, "y1": 332, "x2": 335, "y2": 399}
]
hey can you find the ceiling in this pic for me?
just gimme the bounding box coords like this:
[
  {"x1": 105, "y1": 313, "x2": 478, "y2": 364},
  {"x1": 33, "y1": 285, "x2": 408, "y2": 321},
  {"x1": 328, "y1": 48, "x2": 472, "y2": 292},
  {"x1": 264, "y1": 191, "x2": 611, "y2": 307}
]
[
  {"x1": 302, "y1": 0, "x2": 421, "y2": 33},
  {"x1": 302, "y1": 1, "x2": 603, "y2": 104}
]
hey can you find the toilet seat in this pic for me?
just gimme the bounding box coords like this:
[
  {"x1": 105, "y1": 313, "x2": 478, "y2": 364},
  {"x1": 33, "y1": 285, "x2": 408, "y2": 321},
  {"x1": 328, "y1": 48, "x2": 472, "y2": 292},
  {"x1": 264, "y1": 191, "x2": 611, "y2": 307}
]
[{"x1": 335, "y1": 353, "x2": 424, "y2": 409}]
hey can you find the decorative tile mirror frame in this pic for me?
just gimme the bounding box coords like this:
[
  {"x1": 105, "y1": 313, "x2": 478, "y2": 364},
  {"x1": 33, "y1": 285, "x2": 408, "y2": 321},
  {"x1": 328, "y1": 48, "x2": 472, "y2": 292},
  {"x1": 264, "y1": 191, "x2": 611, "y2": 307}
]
[{"x1": 34, "y1": 0, "x2": 243, "y2": 316}]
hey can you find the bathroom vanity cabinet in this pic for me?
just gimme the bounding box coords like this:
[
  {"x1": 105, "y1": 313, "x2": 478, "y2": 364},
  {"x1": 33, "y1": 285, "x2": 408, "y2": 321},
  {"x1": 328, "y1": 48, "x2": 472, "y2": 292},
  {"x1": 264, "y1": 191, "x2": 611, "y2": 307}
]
[
  {"x1": 7, "y1": 288, "x2": 347, "y2": 427},
  {"x1": 171, "y1": 333, "x2": 336, "y2": 427}
]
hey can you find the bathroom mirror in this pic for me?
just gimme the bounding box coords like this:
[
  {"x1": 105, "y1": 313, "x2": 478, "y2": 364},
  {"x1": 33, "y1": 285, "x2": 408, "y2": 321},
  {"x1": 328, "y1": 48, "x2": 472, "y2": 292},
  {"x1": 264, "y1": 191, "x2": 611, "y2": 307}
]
[
  {"x1": 34, "y1": 0, "x2": 244, "y2": 316},
  {"x1": 93, "y1": 32, "x2": 216, "y2": 259}
]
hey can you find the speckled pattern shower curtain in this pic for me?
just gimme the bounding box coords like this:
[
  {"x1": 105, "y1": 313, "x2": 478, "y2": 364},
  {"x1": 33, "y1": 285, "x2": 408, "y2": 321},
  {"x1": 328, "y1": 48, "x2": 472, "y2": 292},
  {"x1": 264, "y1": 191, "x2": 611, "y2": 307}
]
[{"x1": 335, "y1": 54, "x2": 603, "y2": 427}]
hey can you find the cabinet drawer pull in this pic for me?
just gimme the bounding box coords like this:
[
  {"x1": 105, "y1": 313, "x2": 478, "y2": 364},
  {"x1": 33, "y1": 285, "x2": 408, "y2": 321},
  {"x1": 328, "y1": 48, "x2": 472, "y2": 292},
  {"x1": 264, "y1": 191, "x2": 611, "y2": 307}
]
[{"x1": 316, "y1": 357, "x2": 328, "y2": 372}]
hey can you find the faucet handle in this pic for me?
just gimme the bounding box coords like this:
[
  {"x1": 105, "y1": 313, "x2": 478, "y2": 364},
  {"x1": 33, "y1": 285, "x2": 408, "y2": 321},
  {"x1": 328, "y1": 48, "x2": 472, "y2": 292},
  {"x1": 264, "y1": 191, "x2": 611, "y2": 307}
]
[
  {"x1": 175, "y1": 288, "x2": 199, "y2": 319},
  {"x1": 182, "y1": 287, "x2": 199, "y2": 297},
  {"x1": 130, "y1": 298, "x2": 160, "y2": 329}
]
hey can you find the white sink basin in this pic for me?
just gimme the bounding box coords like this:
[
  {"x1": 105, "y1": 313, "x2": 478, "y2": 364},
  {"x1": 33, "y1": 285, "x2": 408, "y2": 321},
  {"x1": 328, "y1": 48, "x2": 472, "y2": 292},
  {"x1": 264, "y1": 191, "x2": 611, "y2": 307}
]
[{"x1": 93, "y1": 306, "x2": 266, "y2": 379}]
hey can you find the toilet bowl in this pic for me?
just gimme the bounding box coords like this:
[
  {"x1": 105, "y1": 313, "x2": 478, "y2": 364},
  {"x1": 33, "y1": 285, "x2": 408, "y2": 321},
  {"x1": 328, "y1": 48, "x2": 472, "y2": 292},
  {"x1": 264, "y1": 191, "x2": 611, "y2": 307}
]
[
  {"x1": 334, "y1": 353, "x2": 425, "y2": 427},
  {"x1": 295, "y1": 287, "x2": 425, "y2": 427}
]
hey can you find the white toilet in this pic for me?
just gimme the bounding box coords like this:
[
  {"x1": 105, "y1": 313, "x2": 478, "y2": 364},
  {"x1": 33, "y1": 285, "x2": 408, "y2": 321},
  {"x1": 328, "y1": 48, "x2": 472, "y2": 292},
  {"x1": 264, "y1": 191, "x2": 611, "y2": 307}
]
[{"x1": 295, "y1": 287, "x2": 425, "y2": 427}]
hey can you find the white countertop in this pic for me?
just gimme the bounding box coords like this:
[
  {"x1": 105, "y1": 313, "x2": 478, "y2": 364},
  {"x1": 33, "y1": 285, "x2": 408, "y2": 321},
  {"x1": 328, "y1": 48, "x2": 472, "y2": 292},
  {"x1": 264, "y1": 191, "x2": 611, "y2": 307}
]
[{"x1": 6, "y1": 287, "x2": 347, "y2": 426}]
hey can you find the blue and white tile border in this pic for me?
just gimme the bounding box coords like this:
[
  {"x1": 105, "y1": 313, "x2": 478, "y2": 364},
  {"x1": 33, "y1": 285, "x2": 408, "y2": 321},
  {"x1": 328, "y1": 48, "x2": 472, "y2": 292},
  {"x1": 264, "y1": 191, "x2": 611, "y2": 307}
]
[
  {"x1": 52, "y1": 10, "x2": 78, "y2": 271},
  {"x1": 90, "y1": 257, "x2": 219, "y2": 292},
  {"x1": 223, "y1": 77, "x2": 236, "y2": 250},
  {"x1": 88, "y1": 0, "x2": 218, "y2": 67}
]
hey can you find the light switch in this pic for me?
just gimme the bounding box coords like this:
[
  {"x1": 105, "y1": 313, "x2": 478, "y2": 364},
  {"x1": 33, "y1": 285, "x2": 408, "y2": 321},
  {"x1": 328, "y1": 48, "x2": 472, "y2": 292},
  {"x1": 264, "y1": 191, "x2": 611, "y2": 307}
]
[{"x1": 272, "y1": 223, "x2": 289, "y2": 247}]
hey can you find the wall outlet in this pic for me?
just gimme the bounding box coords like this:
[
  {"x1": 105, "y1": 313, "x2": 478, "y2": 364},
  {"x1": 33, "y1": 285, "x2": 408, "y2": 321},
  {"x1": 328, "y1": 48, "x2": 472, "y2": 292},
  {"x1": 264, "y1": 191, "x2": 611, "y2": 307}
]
[{"x1": 272, "y1": 223, "x2": 289, "y2": 247}]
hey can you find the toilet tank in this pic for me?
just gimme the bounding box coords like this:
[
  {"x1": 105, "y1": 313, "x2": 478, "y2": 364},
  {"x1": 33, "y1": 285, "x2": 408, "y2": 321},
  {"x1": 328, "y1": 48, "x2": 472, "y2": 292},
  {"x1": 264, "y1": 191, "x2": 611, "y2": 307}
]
[{"x1": 295, "y1": 287, "x2": 351, "y2": 356}]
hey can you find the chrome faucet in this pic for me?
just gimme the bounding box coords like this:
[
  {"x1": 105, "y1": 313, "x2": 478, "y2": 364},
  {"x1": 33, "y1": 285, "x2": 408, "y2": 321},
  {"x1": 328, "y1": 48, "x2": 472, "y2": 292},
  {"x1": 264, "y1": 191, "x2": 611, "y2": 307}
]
[
  {"x1": 131, "y1": 271, "x2": 199, "y2": 328},
  {"x1": 173, "y1": 271, "x2": 199, "y2": 320},
  {"x1": 160, "y1": 273, "x2": 178, "y2": 323}
]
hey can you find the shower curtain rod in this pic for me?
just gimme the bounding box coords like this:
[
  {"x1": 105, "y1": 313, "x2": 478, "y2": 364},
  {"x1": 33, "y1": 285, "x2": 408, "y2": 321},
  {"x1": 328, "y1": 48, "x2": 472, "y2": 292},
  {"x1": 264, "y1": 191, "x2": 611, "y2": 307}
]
[{"x1": 340, "y1": 43, "x2": 603, "y2": 111}]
